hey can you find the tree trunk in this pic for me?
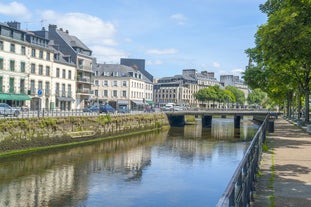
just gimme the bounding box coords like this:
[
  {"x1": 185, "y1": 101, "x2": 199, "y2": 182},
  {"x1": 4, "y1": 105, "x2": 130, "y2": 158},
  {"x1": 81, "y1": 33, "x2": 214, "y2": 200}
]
[{"x1": 305, "y1": 89, "x2": 310, "y2": 123}]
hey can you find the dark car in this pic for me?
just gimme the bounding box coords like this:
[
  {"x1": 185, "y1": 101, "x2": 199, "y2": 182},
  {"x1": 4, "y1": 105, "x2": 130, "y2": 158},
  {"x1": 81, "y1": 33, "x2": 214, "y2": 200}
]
[
  {"x1": 99, "y1": 104, "x2": 115, "y2": 114},
  {"x1": 83, "y1": 105, "x2": 99, "y2": 112},
  {"x1": 118, "y1": 106, "x2": 130, "y2": 113}
]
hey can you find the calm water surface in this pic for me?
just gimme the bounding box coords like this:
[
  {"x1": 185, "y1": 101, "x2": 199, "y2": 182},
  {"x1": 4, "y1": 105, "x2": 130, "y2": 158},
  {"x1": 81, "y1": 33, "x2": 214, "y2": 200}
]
[{"x1": 0, "y1": 117, "x2": 259, "y2": 207}]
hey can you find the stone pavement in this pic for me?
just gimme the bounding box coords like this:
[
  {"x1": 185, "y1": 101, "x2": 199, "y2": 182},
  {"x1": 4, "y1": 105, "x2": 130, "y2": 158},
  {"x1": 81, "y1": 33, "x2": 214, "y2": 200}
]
[{"x1": 251, "y1": 118, "x2": 311, "y2": 207}]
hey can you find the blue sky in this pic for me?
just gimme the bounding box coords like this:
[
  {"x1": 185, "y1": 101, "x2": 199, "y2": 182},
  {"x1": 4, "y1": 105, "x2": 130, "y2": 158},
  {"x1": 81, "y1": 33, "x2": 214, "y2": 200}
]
[{"x1": 0, "y1": 0, "x2": 267, "y2": 80}]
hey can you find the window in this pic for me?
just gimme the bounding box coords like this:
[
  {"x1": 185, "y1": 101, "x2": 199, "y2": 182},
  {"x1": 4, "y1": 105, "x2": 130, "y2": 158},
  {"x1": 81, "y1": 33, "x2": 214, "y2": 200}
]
[
  {"x1": 31, "y1": 48, "x2": 36, "y2": 57},
  {"x1": 113, "y1": 90, "x2": 118, "y2": 97},
  {"x1": 122, "y1": 81, "x2": 127, "y2": 87},
  {"x1": 45, "y1": 82, "x2": 50, "y2": 96},
  {"x1": 10, "y1": 43, "x2": 15, "y2": 53},
  {"x1": 20, "y1": 62, "x2": 25, "y2": 72},
  {"x1": 9, "y1": 77, "x2": 15, "y2": 93},
  {"x1": 95, "y1": 89, "x2": 98, "y2": 96},
  {"x1": 68, "y1": 84, "x2": 72, "y2": 97},
  {"x1": 61, "y1": 84, "x2": 66, "y2": 96},
  {"x1": 39, "y1": 65, "x2": 43, "y2": 75},
  {"x1": 0, "y1": 76, "x2": 3, "y2": 92},
  {"x1": 46, "y1": 52, "x2": 50, "y2": 60},
  {"x1": 56, "y1": 68, "x2": 60, "y2": 77},
  {"x1": 39, "y1": 50, "x2": 43, "y2": 59},
  {"x1": 10, "y1": 60, "x2": 15, "y2": 71},
  {"x1": 104, "y1": 80, "x2": 109, "y2": 86},
  {"x1": 0, "y1": 41, "x2": 3, "y2": 50},
  {"x1": 46, "y1": 66, "x2": 50, "y2": 76},
  {"x1": 122, "y1": 90, "x2": 127, "y2": 97},
  {"x1": 55, "y1": 83, "x2": 60, "y2": 96},
  {"x1": 113, "y1": 81, "x2": 118, "y2": 86},
  {"x1": 38, "y1": 81, "x2": 43, "y2": 90},
  {"x1": 30, "y1": 80, "x2": 35, "y2": 94},
  {"x1": 68, "y1": 70, "x2": 72, "y2": 79},
  {"x1": 21, "y1": 46, "x2": 26, "y2": 55},
  {"x1": 95, "y1": 71, "x2": 98, "y2": 76},
  {"x1": 62, "y1": 69, "x2": 66, "y2": 79},
  {"x1": 0, "y1": 58, "x2": 3, "y2": 70},
  {"x1": 31, "y1": 63, "x2": 36, "y2": 74},
  {"x1": 103, "y1": 90, "x2": 108, "y2": 97}
]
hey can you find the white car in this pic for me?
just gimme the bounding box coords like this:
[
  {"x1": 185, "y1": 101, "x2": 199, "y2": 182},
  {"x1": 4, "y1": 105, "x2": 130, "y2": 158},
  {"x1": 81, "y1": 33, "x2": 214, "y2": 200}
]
[{"x1": 0, "y1": 103, "x2": 21, "y2": 117}]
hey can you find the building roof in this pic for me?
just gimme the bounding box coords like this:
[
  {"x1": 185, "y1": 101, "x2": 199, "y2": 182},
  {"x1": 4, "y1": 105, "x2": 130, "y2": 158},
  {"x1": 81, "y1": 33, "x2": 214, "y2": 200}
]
[
  {"x1": 56, "y1": 29, "x2": 91, "y2": 52},
  {"x1": 95, "y1": 64, "x2": 153, "y2": 84}
]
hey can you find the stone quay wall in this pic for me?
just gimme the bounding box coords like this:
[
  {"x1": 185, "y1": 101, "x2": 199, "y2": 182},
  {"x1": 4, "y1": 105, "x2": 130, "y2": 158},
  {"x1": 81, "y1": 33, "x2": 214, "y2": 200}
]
[{"x1": 0, "y1": 113, "x2": 169, "y2": 153}]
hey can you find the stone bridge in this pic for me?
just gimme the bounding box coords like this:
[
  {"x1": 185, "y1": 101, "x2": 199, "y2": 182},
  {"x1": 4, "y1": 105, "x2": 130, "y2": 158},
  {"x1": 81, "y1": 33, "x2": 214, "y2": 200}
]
[{"x1": 165, "y1": 109, "x2": 277, "y2": 128}]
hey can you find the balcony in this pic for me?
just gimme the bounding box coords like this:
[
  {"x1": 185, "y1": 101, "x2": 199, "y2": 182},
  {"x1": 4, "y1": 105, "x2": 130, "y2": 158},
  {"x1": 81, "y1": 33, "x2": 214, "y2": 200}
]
[
  {"x1": 76, "y1": 88, "x2": 92, "y2": 95},
  {"x1": 78, "y1": 65, "x2": 92, "y2": 72}
]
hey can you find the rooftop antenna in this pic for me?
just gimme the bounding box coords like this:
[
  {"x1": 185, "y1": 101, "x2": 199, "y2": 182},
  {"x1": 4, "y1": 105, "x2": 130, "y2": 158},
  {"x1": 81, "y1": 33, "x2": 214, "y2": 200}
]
[{"x1": 40, "y1": 19, "x2": 46, "y2": 28}]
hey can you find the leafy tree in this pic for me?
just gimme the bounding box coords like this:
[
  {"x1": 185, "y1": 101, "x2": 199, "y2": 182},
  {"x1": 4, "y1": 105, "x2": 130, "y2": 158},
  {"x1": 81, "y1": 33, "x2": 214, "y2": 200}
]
[
  {"x1": 244, "y1": 0, "x2": 311, "y2": 122},
  {"x1": 225, "y1": 86, "x2": 245, "y2": 106},
  {"x1": 247, "y1": 88, "x2": 267, "y2": 106}
]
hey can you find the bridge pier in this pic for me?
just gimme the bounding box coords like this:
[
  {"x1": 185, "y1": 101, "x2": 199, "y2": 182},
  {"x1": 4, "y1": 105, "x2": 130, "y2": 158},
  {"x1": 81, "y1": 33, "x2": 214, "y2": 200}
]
[
  {"x1": 234, "y1": 115, "x2": 241, "y2": 129},
  {"x1": 202, "y1": 115, "x2": 212, "y2": 128},
  {"x1": 166, "y1": 114, "x2": 185, "y2": 127}
]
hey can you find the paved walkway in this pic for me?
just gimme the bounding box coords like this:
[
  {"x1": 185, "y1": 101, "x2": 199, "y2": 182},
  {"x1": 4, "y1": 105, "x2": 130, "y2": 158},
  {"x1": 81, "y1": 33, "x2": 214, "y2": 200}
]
[{"x1": 251, "y1": 118, "x2": 311, "y2": 207}]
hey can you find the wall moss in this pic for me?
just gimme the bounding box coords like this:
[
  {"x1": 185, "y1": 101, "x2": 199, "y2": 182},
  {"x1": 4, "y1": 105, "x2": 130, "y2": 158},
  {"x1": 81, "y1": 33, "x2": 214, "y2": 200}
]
[{"x1": 0, "y1": 113, "x2": 169, "y2": 153}]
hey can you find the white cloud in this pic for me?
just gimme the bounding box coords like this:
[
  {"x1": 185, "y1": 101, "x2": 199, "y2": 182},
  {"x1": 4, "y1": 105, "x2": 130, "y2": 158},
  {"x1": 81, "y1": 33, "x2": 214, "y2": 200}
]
[
  {"x1": 41, "y1": 10, "x2": 117, "y2": 46},
  {"x1": 146, "y1": 60, "x2": 163, "y2": 65},
  {"x1": 170, "y1": 13, "x2": 187, "y2": 25},
  {"x1": 0, "y1": 1, "x2": 31, "y2": 19},
  {"x1": 146, "y1": 48, "x2": 178, "y2": 55},
  {"x1": 40, "y1": 10, "x2": 129, "y2": 63},
  {"x1": 231, "y1": 68, "x2": 244, "y2": 75},
  {"x1": 212, "y1": 62, "x2": 221, "y2": 68},
  {"x1": 91, "y1": 45, "x2": 128, "y2": 63}
]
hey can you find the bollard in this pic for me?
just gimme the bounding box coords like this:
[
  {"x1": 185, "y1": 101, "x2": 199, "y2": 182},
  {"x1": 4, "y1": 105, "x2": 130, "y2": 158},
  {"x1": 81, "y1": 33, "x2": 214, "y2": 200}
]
[{"x1": 268, "y1": 120, "x2": 274, "y2": 133}]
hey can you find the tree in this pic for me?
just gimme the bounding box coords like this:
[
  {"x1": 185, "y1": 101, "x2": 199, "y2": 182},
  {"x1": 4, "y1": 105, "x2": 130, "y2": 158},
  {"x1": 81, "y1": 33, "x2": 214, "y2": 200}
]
[
  {"x1": 247, "y1": 89, "x2": 267, "y2": 106},
  {"x1": 245, "y1": 0, "x2": 311, "y2": 122},
  {"x1": 225, "y1": 86, "x2": 245, "y2": 106}
]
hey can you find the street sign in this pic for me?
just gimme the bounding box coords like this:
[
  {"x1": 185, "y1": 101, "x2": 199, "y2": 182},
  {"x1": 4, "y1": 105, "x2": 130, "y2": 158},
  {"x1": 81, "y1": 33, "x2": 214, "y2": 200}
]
[{"x1": 38, "y1": 89, "x2": 43, "y2": 96}]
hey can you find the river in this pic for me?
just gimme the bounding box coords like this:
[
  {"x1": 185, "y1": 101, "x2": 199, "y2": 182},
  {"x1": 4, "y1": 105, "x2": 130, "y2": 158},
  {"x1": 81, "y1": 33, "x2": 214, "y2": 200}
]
[{"x1": 0, "y1": 117, "x2": 259, "y2": 207}]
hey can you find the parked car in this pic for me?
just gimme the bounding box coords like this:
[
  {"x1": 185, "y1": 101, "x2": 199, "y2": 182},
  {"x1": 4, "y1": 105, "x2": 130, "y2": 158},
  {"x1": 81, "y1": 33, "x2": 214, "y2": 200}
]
[
  {"x1": 99, "y1": 104, "x2": 115, "y2": 114},
  {"x1": 118, "y1": 106, "x2": 130, "y2": 113},
  {"x1": 83, "y1": 105, "x2": 99, "y2": 112},
  {"x1": 0, "y1": 103, "x2": 21, "y2": 117}
]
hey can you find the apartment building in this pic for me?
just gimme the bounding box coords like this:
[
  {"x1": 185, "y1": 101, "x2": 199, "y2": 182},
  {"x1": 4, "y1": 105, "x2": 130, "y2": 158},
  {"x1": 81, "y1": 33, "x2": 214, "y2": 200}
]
[
  {"x1": 153, "y1": 69, "x2": 220, "y2": 108},
  {"x1": 0, "y1": 21, "x2": 77, "y2": 110},
  {"x1": 92, "y1": 63, "x2": 153, "y2": 111},
  {"x1": 34, "y1": 25, "x2": 93, "y2": 109}
]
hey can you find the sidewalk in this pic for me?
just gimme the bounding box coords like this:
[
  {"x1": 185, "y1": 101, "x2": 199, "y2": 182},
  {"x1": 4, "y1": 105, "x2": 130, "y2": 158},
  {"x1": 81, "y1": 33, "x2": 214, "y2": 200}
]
[{"x1": 251, "y1": 118, "x2": 311, "y2": 207}]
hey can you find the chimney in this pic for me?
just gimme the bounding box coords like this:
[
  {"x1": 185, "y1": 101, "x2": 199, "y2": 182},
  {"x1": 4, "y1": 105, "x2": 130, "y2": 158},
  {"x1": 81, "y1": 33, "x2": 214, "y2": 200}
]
[
  {"x1": 7, "y1": 21, "x2": 21, "y2": 30},
  {"x1": 49, "y1": 24, "x2": 57, "y2": 32}
]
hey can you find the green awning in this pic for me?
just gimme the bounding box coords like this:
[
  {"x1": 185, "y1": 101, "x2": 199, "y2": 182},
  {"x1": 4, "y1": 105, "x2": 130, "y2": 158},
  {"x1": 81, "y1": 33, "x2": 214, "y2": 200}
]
[
  {"x1": 0, "y1": 93, "x2": 31, "y2": 101},
  {"x1": 0, "y1": 93, "x2": 11, "y2": 100},
  {"x1": 146, "y1": 100, "x2": 154, "y2": 105}
]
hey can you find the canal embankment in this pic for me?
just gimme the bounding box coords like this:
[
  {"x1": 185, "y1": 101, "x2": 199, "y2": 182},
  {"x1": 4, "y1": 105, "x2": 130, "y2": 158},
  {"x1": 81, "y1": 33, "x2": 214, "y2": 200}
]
[
  {"x1": 251, "y1": 117, "x2": 311, "y2": 207},
  {"x1": 0, "y1": 113, "x2": 169, "y2": 156}
]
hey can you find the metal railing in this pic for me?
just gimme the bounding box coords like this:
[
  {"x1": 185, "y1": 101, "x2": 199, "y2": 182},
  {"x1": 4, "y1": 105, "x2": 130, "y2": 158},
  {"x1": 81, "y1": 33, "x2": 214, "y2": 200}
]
[
  {"x1": 216, "y1": 114, "x2": 269, "y2": 207},
  {"x1": 0, "y1": 108, "x2": 153, "y2": 119}
]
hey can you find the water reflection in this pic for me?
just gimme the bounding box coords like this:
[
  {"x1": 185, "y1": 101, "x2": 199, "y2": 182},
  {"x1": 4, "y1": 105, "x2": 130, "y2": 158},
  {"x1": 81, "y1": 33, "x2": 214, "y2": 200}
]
[{"x1": 0, "y1": 118, "x2": 259, "y2": 207}]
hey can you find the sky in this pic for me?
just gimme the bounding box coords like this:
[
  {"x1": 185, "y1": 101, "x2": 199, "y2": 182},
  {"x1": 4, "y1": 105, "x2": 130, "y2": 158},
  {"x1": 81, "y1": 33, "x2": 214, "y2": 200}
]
[{"x1": 0, "y1": 0, "x2": 267, "y2": 80}]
